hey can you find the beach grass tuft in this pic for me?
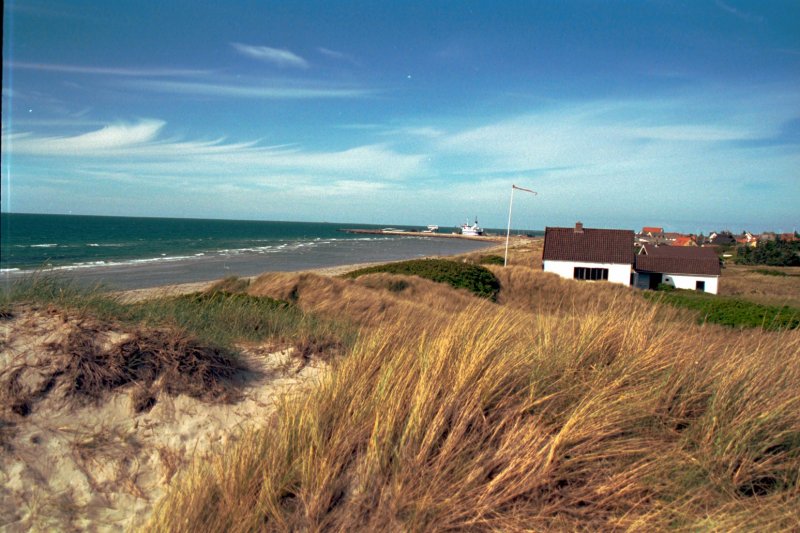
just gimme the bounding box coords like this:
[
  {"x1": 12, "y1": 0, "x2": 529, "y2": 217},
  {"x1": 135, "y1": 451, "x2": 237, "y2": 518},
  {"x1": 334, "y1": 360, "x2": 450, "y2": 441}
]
[{"x1": 1, "y1": 274, "x2": 356, "y2": 355}]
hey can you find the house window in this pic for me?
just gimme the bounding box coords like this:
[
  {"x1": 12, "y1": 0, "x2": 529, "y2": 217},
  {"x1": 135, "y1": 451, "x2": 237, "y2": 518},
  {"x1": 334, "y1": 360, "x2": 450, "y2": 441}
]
[
  {"x1": 695, "y1": 280, "x2": 705, "y2": 292},
  {"x1": 573, "y1": 267, "x2": 609, "y2": 281}
]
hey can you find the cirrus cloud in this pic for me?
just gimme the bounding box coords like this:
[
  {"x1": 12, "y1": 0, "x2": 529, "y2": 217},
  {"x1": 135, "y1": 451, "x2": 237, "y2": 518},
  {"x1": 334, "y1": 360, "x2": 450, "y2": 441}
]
[{"x1": 231, "y1": 42, "x2": 309, "y2": 68}]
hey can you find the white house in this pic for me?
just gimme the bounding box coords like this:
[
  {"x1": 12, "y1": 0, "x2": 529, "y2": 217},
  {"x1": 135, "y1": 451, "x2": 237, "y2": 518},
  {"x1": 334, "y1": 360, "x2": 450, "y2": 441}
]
[
  {"x1": 542, "y1": 223, "x2": 635, "y2": 286},
  {"x1": 633, "y1": 244, "x2": 721, "y2": 294}
]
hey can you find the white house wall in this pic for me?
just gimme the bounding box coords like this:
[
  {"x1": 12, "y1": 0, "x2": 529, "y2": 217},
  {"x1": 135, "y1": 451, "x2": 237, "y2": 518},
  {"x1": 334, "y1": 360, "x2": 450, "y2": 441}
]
[
  {"x1": 661, "y1": 273, "x2": 719, "y2": 294},
  {"x1": 543, "y1": 260, "x2": 632, "y2": 286}
]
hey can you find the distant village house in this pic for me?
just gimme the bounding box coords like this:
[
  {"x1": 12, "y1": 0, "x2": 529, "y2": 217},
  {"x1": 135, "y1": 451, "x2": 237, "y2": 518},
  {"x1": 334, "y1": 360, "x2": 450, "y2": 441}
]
[
  {"x1": 543, "y1": 223, "x2": 721, "y2": 294},
  {"x1": 634, "y1": 244, "x2": 720, "y2": 293}
]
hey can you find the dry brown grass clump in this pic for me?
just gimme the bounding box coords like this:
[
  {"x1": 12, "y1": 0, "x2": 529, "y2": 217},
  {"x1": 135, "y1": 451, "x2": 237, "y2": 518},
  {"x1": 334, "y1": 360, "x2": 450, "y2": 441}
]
[
  {"x1": 147, "y1": 296, "x2": 800, "y2": 531},
  {"x1": 0, "y1": 308, "x2": 243, "y2": 418},
  {"x1": 489, "y1": 265, "x2": 673, "y2": 318},
  {"x1": 248, "y1": 271, "x2": 485, "y2": 328},
  {"x1": 459, "y1": 237, "x2": 543, "y2": 268}
]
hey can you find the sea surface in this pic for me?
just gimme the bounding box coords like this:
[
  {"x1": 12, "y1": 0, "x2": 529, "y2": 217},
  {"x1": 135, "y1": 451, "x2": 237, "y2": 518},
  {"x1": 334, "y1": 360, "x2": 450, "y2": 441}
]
[{"x1": 1, "y1": 213, "x2": 500, "y2": 290}]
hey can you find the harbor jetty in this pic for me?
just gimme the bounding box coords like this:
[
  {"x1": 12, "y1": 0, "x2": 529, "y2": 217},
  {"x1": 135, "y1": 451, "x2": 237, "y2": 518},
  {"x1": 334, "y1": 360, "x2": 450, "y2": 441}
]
[{"x1": 339, "y1": 228, "x2": 504, "y2": 242}]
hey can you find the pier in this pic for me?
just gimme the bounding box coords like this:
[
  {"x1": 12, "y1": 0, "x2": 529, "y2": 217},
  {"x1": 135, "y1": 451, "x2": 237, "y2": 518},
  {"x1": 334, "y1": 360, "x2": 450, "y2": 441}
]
[{"x1": 339, "y1": 229, "x2": 503, "y2": 242}]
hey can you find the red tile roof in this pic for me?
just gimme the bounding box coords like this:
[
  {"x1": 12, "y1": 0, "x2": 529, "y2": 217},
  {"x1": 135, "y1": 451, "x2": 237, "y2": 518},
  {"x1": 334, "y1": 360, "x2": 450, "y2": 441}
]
[
  {"x1": 641, "y1": 226, "x2": 664, "y2": 235},
  {"x1": 641, "y1": 244, "x2": 714, "y2": 258},
  {"x1": 672, "y1": 236, "x2": 696, "y2": 246},
  {"x1": 636, "y1": 245, "x2": 720, "y2": 276},
  {"x1": 543, "y1": 226, "x2": 634, "y2": 264}
]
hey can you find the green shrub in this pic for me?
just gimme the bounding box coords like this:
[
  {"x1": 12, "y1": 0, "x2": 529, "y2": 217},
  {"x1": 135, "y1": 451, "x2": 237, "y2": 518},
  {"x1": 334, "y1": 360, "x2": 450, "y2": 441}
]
[
  {"x1": 644, "y1": 289, "x2": 800, "y2": 330},
  {"x1": 736, "y1": 239, "x2": 800, "y2": 266},
  {"x1": 751, "y1": 269, "x2": 795, "y2": 277},
  {"x1": 657, "y1": 283, "x2": 675, "y2": 291},
  {"x1": 478, "y1": 254, "x2": 505, "y2": 266},
  {"x1": 344, "y1": 258, "x2": 500, "y2": 300}
]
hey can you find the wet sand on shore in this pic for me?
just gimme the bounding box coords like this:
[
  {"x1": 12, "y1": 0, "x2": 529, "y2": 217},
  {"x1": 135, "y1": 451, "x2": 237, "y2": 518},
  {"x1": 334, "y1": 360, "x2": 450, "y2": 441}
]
[{"x1": 3, "y1": 237, "x2": 499, "y2": 293}]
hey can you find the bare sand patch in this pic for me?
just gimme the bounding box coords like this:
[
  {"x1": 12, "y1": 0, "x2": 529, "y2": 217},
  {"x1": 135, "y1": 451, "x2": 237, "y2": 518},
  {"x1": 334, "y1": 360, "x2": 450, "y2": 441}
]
[{"x1": 0, "y1": 306, "x2": 324, "y2": 531}]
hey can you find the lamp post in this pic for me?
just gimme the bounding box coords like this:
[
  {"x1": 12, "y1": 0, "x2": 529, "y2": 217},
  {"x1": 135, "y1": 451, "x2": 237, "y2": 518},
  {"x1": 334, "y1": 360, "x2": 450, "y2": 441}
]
[{"x1": 504, "y1": 184, "x2": 537, "y2": 267}]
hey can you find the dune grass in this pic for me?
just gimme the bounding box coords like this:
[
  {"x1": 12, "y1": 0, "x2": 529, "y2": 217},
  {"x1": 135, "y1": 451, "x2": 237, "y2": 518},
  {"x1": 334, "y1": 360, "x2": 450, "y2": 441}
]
[
  {"x1": 1, "y1": 275, "x2": 355, "y2": 354},
  {"x1": 7, "y1": 263, "x2": 800, "y2": 530},
  {"x1": 343, "y1": 258, "x2": 500, "y2": 300},
  {"x1": 147, "y1": 275, "x2": 800, "y2": 531}
]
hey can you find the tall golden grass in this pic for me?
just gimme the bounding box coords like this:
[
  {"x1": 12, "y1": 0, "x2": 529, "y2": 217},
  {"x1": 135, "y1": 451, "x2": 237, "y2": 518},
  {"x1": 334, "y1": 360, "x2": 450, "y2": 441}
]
[
  {"x1": 147, "y1": 267, "x2": 800, "y2": 531},
  {"x1": 247, "y1": 271, "x2": 484, "y2": 328}
]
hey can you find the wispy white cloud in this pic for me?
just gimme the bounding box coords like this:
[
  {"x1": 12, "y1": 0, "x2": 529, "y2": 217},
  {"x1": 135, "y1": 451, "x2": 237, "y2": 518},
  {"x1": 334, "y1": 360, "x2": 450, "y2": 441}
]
[
  {"x1": 714, "y1": 0, "x2": 764, "y2": 23},
  {"x1": 231, "y1": 43, "x2": 309, "y2": 68},
  {"x1": 4, "y1": 120, "x2": 425, "y2": 181},
  {"x1": 381, "y1": 126, "x2": 445, "y2": 139},
  {"x1": 127, "y1": 79, "x2": 371, "y2": 99},
  {"x1": 7, "y1": 61, "x2": 211, "y2": 77},
  {"x1": 317, "y1": 47, "x2": 359, "y2": 65},
  {"x1": 438, "y1": 98, "x2": 782, "y2": 173},
  {"x1": 7, "y1": 119, "x2": 166, "y2": 155}
]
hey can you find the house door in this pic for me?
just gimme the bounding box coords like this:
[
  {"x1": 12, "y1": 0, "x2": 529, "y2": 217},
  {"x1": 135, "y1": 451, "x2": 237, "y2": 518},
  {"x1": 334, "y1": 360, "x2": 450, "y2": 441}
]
[{"x1": 648, "y1": 274, "x2": 662, "y2": 290}]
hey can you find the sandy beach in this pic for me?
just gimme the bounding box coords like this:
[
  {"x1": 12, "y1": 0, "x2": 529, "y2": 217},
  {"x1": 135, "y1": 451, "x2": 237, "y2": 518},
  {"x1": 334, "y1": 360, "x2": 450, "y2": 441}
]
[{"x1": 3, "y1": 236, "x2": 499, "y2": 292}]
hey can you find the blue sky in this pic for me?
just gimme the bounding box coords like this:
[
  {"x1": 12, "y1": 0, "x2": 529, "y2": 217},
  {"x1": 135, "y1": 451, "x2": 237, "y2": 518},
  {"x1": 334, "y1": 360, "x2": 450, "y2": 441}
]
[{"x1": 2, "y1": 0, "x2": 799, "y2": 232}]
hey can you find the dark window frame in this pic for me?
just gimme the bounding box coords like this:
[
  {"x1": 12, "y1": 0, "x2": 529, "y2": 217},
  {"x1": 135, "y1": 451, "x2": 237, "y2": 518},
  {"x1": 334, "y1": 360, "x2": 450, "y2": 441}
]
[
  {"x1": 573, "y1": 266, "x2": 609, "y2": 281},
  {"x1": 695, "y1": 280, "x2": 705, "y2": 292}
]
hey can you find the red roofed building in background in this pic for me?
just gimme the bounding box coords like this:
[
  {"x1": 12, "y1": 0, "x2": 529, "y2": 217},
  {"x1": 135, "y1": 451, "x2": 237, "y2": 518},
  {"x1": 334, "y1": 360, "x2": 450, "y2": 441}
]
[
  {"x1": 672, "y1": 235, "x2": 697, "y2": 247},
  {"x1": 641, "y1": 226, "x2": 664, "y2": 237}
]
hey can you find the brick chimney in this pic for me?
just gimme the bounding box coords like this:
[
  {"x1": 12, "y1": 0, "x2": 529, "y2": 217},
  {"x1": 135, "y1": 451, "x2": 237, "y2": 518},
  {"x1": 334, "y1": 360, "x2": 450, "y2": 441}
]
[{"x1": 574, "y1": 221, "x2": 584, "y2": 233}]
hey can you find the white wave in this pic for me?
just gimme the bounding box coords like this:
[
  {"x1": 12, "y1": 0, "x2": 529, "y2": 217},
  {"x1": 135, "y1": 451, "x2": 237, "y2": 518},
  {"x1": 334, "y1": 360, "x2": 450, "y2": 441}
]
[{"x1": 30, "y1": 243, "x2": 58, "y2": 248}]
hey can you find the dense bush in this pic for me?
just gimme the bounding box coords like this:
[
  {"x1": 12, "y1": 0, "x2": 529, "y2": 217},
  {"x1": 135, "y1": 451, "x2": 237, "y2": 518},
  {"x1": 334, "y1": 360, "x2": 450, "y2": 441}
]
[
  {"x1": 645, "y1": 289, "x2": 800, "y2": 330},
  {"x1": 477, "y1": 254, "x2": 505, "y2": 265},
  {"x1": 736, "y1": 239, "x2": 800, "y2": 266},
  {"x1": 344, "y1": 258, "x2": 500, "y2": 300}
]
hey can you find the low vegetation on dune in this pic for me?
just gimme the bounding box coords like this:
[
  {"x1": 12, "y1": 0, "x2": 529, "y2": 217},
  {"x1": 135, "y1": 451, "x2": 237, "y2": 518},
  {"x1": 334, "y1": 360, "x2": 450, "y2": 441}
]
[
  {"x1": 1, "y1": 313, "x2": 243, "y2": 419},
  {"x1": 148, "y1": 294, "x2": 800, "y2": 531},
  {"x1": 1, "y1": 275, "x2": 354, "y2": 355},
  {"x1": 645, "y1": 288, "x2": 800, "y2": 330},
  {"x1": 720, "y1": 265, "x2": 800, "y2": 308},
  {"x1": 343, "y1": 258, "x2": 501, "y2": 300},
  {"x1": 247, "y1": 270, "x2": 487, "y2": 328}
]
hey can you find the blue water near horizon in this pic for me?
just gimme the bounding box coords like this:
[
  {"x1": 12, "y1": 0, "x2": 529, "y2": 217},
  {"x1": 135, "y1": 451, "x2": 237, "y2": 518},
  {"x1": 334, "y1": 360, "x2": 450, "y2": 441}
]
[{"x1": 1, "y1": 213, "x2": 541, "y2": 273}]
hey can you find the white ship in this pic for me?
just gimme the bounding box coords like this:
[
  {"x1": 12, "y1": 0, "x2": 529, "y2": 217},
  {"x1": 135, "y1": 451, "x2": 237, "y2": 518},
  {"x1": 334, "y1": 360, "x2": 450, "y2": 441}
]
[{"x1": 460, "y1": 217, "x2": 484, "y2": 236}]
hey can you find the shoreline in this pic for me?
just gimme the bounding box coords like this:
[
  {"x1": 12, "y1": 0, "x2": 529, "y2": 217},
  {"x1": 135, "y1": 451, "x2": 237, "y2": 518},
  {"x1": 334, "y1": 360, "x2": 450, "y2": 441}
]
[
  {"x1": 3, "y1": 237, "x2": 502, "y2": 293},
  {"x1": 112, "y1": 241, "x2": 515, "y2": 302}
]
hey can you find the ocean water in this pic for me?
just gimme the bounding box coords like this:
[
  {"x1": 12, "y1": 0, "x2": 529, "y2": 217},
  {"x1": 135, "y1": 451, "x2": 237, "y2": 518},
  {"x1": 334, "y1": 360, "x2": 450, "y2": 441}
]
[
  {"x1": 1, "y1": 213, "x2": 499, "y2": 289},
  {"x1": 0, "y1": 213, "x2": 427, "y2": 271}
]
